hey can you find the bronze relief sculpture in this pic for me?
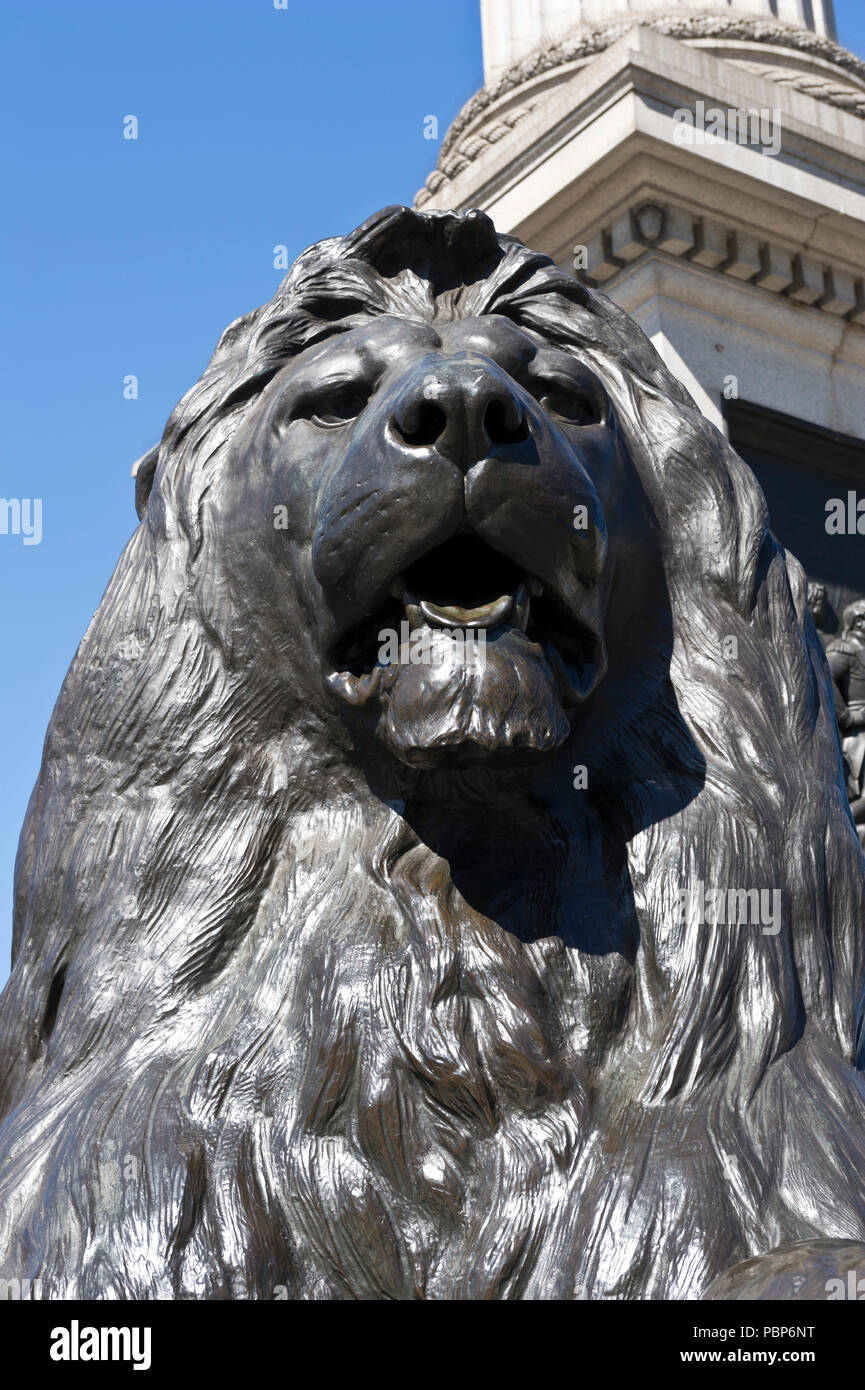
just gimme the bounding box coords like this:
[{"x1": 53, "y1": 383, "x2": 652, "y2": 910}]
[
  {"x1": 806, "y1": 580, "x2": 837, "y2": 650},
  {"x1": 827, "y1": 600, "x2": 865, "y2": 848},
  {"x1": 0, "y1": 207, "x2": 863, "y2": 1300}
]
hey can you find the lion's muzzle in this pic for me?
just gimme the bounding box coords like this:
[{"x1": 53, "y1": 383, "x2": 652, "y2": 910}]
[{"x1": 306, "y1": 320, "x2": 614, "y2": 768}]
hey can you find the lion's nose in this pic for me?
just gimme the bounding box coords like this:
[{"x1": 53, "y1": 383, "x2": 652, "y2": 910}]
[{"x1": 391, "y1": 360, "x2": 529, "y2": 469}]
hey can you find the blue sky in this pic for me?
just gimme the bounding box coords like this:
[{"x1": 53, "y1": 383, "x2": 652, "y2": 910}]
[{"x1": 1, "y1": 0, "x2": 863, "y2": 978}]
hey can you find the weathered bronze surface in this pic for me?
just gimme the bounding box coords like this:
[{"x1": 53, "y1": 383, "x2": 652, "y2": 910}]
[{"x1": 0, "y1": 207, "x2": 863, "y2": 1300}]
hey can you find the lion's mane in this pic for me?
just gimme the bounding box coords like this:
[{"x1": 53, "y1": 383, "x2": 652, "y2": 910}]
[{"x1": 0, "y1": 207, "x2": 863, "y2": 1300}]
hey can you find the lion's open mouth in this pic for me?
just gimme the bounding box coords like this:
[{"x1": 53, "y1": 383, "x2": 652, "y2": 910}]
[
  {"x1": 398, "y1": 534, "x2": 533, "y2": 632},
  {"x1": 327, "y1": 531, "x2": 605, "y2": 720}
]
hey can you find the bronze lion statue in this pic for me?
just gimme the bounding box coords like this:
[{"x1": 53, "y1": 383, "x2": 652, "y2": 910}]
[{"x1": 1, "y1": 206, "x2": 864, "y2": 1300}]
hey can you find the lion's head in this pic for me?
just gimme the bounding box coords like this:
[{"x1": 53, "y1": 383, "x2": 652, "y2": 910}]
[
  {"x1": 1, "y1": 207, "x2": 864, "y2": 1301},
  {"x1": 141, "y1": 206, "x2": 664, "y2": 784}
]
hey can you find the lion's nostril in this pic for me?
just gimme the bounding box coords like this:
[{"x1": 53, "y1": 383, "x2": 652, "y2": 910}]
[
  {"x1": 484, "y1": 398, "x2": 528, "y2": 447},
  {"x1": 397, "y1": 401, "x2": 448, "y2": 448},
  {"x1": 394, "y1": 382, "x2": 528, "y2": 462}
]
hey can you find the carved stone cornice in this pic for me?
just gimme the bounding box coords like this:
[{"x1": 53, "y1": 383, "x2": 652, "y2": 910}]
[
  {"x1": 580, "y1": 199, "x2": 865, "y2": 330},
  {"x1": 416, "y1": 12, "x2": 865, "y2": 208},
  {"x1": 727, "y1": 59, "x2": 865, "y2": 114}
]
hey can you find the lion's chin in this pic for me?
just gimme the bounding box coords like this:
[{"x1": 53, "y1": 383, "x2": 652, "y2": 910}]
[{"x1": 329, "y1": 626, "x2": 571, "y2": 768}]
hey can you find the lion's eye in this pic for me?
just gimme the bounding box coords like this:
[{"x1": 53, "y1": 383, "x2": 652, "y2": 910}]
[
  {"x1": 536, "y1": 387, "x2": 602, "y2": 427},
  {"x1": 306, "y1": 387, "x2": 369, "y2": 428}
]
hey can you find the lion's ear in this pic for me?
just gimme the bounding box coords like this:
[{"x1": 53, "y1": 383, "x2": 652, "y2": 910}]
[{"x1": 131, "y1": 446, "x2": 159, "y2": 521}]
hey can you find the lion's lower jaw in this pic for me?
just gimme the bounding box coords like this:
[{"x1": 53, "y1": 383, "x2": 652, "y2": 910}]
[{"x1": 373, "y1": 628, "x2": 572, "y2": 767}]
